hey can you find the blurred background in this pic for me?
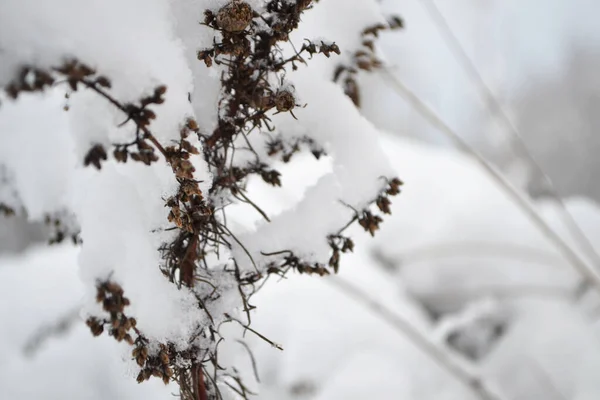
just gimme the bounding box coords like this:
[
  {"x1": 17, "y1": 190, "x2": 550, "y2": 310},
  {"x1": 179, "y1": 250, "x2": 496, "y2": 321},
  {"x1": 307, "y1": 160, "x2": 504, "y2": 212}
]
[{"x1": 2, "y1": 0, "x2": 600, "y2": 399}]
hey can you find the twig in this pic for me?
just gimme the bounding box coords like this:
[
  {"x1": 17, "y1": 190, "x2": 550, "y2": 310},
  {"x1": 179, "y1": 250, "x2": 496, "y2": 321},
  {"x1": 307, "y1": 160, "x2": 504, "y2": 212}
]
[
  {"x1": 192, "y1": 363, "x2": 209, "y2": 400},
  {"x1": 236, "y1": 340, "x2": 261, "y2": 383},
  {"x1": 419, "y1": 0, "x2": 600, "y2": 297},
  {"x1": 396, "y1": 241, "x2": 567, "y2": 268},
  {"x1": 231, "y1": 186, "x2": 271, "y2": 222},
  {"x1": 225, "y1": 314, "x2": 283, "y2": 351},
  {"x1": 23, "y1": 306, "x2": 81, "y2": 356},
  {"x1": 528, "y1": 359, "x2": 569, "y2": 400},
  {"x1": 327, "y1": 276, "x2": 507, "y2": 400},
  {"x1": 379, "y1": 68, "x2": 600, "y2": 298}
]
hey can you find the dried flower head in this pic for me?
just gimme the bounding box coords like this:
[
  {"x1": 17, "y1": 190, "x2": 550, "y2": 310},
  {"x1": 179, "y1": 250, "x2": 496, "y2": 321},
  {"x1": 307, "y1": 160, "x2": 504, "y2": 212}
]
[
  {"x1": 274, "y1": 89, "x2": 295, "y2": 112},
  {"x1": 216, "y1": 1, "x2": 253, "y2": 33}
]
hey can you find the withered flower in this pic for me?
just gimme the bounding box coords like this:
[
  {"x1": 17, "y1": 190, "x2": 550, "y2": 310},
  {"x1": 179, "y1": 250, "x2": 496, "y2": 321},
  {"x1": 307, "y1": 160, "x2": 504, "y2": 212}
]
[{"x1": 216, "y1": 1, "x2": 253, "y2": 33}]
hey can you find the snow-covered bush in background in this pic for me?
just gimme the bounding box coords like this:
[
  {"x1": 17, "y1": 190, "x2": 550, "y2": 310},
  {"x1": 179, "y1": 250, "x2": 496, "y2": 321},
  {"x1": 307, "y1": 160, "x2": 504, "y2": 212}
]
[{"x1": 0, "y1": 0, "x2": 404, "y2": 398}]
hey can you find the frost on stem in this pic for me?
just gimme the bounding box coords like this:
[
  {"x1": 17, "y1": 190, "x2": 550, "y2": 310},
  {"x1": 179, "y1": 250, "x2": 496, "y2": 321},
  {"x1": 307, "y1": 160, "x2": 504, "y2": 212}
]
[{"x1": 0, "y1": 0, "x2": 404, "y2": 398}]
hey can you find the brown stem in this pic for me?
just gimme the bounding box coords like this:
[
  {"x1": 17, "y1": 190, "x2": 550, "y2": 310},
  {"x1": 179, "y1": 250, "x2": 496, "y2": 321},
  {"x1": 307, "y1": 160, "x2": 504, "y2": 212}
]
[
  {"x1": 181, "y1": 236, "x2": 199, "y2": 288},
  {"x1": 73, "y1": 77, "x2": 170, "y2": 160},
  {"x1": 192, "y1": 363, "x2": 209, "y2": 400}
]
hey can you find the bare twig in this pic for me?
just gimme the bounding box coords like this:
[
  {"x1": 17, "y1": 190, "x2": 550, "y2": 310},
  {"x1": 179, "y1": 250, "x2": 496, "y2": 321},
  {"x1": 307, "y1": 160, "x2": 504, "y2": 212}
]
[
  {"x1": 528, "y1": 359, "x2": 569, "y2": 400},
  {"x1": 327, "y1": 276, "x2": 507, "y2": 400},
  {"x1": 396, "y1": 241, "x2": 567, "y2": 268},
  {"x1": 379, "y1": 68, "x2": 600, "y2": 298},
  {"x1": 23, "y1": 306, "x2": 81, "y2": 356},
  {"x1": 419, "y1": 0, "x2": 600, "y2": 296}
]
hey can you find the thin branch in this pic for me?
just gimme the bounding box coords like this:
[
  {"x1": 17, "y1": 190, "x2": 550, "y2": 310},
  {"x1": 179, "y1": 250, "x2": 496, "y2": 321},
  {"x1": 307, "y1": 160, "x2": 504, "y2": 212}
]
[
  {"x1": 327, "y1": 276, "x2": 507, "y2": 400},
  {"x1": 528, "y1": 359, "x2": 569, "y2": 400},
  {"x1": 231, "y1": 186, "x2": 271, "y2": 222},
  {"x1": 23, "y1": 306, "x2": 81, "y2": 356},
  {"x1": 396, "y1": 241, "x2": 567, "y2": 268},
  {"x1": 74, "y1": 78, "x2": 168, "y2": 158},
  {"x1": 236, "y1": 339, "x2": 261, "y2": 383},
  {"x1": 379, "y1": 68, "x2": 600, "y2": 298},
  {"x1": 419, "y1": 0, "x2": 600, "y2": 297},
  {"x1": 225, "y1": 314, "x2": 283, "y2": 351}
]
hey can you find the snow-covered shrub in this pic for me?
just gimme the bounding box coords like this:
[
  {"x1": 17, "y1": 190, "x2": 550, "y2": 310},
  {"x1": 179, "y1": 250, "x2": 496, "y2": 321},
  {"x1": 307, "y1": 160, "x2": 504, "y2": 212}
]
[{"x1": 0, "y1": 0, "x2": 404, "y2": 398}]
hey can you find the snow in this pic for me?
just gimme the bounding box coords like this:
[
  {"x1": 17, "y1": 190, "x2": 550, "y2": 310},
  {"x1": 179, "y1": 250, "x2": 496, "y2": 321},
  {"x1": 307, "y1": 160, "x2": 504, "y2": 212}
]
[
  {"x1": 3, "y1": 132, "x2": 600, "y2": 399},
  {"x1": 0, "y1": 91, "x2": 75, "y2": 220},
  {"x1": 2, "y1": 0, "x2": 600, "y2": 399},
  {"x1": 227, "y1": 135, "x2": 600, "y2": 400},
  {"x1": 232, "y1": 73, "x2": 395, "y2": 270}
]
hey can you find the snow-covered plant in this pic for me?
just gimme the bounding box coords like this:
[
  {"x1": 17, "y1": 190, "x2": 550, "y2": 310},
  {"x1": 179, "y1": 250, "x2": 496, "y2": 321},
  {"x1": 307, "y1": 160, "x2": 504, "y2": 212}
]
[{"x1": 0, "y1": 0, "x2": 403, "y2": 398}]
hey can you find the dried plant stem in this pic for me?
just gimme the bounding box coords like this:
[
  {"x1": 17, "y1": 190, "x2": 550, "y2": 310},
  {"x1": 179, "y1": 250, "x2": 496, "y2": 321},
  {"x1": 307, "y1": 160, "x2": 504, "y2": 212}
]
[
  {"x1": 396, "y1": 241, "x2": 566, "y2": 268},
  {"x1": 380, "y1": 68, "x2": 600, "y2": 298},
  {"x1": 528, "y1": 359, "x2": 569, "y2": 400},
  {"x1": 328, "y1": 276, "x2": 507, "y2": 400},
  {"x1": 23, "y1": 306, "x2": 81, "y2": 356},
  {"x1": 192, "y1": 363, "x2": 209, "y2": 400},
  {"x1": 73, "y1": 77, "x2": 169, "y2": 158},
  {"x1": 419, "y1": 0, "x2": 600, "y2": 295}
]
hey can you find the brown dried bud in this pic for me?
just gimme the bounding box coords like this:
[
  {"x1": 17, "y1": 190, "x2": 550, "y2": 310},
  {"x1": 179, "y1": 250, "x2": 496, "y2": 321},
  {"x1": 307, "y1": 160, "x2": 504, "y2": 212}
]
[
  {"x1": 274, "y1": 90, "x2": 295, "y2": 113},
  {"x1": 181, "y1": 140, "x2": 199, "y2": 155},
  {"x1": 133, "y1": 345, "x2": 148, "y2": 366},
  {"x1": 159, "y1": 351, "x2": 170, "y2": 365},
  {"x1": 197, "y1": 50, "x2": 213, "y2": 67},
  {"x1": 358, "y1": 211, "x2": 383, "y2": 237},
  {"x1": 186, "y1": 118, "x2": 199, "y2": 131},
  {"x1": 386, "y1": 177, "x2": 403, "y2": 196},
  {"x1": 84, "y1": 144, "x2": 108, "y2": 170},
  {"x1": 388, "y1": 15, "x2": 404, "y2": 30},
  {"x1": 137, "y1": 369, "x2": 151, "y2": 383},
  {"x1": 297, "y1": 0, "x2": 313, "y2": 10},
  {"x1": 154, "y1": 85, "x2": 167, "y2": 96},
  {"x1": 341, "y1": 238, "x2": 354, "y2": 253},
  {"x1": 152, "y1": 369, "x2": 163, "y2": 379},
  {"x1": 124, "y1": 334, "x2": 135, "y2": 345},
  {"x1": 105, "y1": 281, "x2": 124, "y2": 295},
  {"x1": 86, "y1": 318, "x2": 104, "y2": 336},
  {"x1": 181, "y1": 181, "x2": 202, "y2": 197},
  {"x1": 216, "y1": 2, "x2": 253, "y2": 33},
  {"x1": 173, "y1": 159, "x2": 195, "y2": 179},
  {"x1": 96, "y1": 76, "x2": 111, "y2": 88},
  {"x1": 113, "y1": 147, "x2": 128, "y2": 163},
  {"x1": 376, "y1": 195, "x2": 391, "y2": 214},
  {"x1": 329, "y1": 249, "x2": 340, "y2": 272}
]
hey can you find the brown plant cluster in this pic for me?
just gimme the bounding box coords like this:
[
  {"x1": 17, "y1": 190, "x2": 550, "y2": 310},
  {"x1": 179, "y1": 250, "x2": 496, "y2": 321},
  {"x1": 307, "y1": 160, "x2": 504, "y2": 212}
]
[
  {"x1": 2, "y1": 1, "x2": 404, "y2": 399},
  {"x1": 334, "y1": 15, "x2": 403, "y2": 107}
]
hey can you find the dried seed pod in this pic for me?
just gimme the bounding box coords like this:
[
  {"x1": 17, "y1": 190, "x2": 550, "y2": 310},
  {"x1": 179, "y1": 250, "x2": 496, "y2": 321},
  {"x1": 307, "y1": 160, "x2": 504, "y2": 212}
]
[
  {"x1": 341, "y1": 238, "x2": 354, "y2": 253},
  {"x1": 173, "y1": 159, "x2": 195, "y2": 179},
  {"x1": 386, "y1": 177, "x2": 403, "y2": 196},
  {"x1": 113, "y1": 147, "x2": 128, "y2": 163},
  {"x1": 152, "y1": 369, "x2": 163, "y2": 379},
  {"x1": 159, "y1": 350, "x2": 170, "y2": 365},
  {"x1": 137, "y1": 369, "x2": 152, "y2": 383},
  {"x1": 186, "y1": 118, "x2": 199, "y2": 131},
  {"x1": 216, "y1": 1, "x2": 253, "y2": 33},
  {"x1": 274, "y1": 90, "x2": 295, "y2": 112},
  {"x1": 86, "y1": 318, "x2": 104, "y2": 336},
  {"x1": 84, "y1": 144, "x2": 108, "y2": 170},
  {"x1": 376, "y1": 195, "x2": 391, "y2": 214}
]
